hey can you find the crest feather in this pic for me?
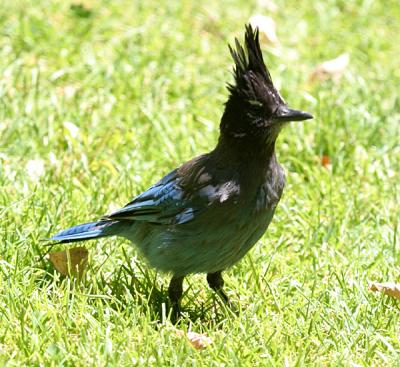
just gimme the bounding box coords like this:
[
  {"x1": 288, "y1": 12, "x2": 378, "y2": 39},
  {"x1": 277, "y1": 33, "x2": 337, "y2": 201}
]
[{"x1": 227, "y1": 24, "x2": 284, "y2": 107}]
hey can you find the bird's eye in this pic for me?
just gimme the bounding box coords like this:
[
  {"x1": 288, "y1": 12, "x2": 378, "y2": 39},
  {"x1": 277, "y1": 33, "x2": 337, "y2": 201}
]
[{"x1": 248, "y1": 100, "x2": 263, "y2": 108}]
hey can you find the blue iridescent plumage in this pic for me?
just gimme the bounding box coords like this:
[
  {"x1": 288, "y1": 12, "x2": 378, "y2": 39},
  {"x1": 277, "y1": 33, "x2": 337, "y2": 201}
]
[
  {"x1": 107, "y1": 170, "x2": 196, "y2": 224},
  {"x1": 50, "y1": 25, "x2": 312, "y2": 317}
]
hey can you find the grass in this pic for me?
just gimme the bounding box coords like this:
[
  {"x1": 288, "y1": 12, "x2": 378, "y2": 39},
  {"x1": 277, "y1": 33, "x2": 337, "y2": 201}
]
[{"x1": 0, "y1": 0, "x2": 399, "y2": 365}]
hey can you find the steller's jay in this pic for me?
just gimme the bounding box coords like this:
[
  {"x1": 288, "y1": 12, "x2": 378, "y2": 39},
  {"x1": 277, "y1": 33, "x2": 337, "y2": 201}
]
[{"x1": 51, "y1": 25, "x2": 312, "y2": 316}]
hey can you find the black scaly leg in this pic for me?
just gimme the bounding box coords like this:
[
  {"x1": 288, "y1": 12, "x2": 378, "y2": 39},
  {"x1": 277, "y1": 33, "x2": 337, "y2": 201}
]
[
  {"x1": 207, "y1": 271, "x2": 229, "y2": 303},
  {"x1": 168, "y1": 276, "x2": 184, "y2": 320}
]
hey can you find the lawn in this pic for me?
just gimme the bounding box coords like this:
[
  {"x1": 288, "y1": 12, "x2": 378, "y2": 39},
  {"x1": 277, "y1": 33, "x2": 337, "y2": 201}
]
[{"x1": 0, "y1": 0, "x2": 399, "y2": 365}]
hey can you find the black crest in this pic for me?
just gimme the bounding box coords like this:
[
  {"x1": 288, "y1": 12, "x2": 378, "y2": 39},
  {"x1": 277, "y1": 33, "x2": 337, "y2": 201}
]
[{"x1": 227, "y1": 25, "x2": 285, "y2": 114}]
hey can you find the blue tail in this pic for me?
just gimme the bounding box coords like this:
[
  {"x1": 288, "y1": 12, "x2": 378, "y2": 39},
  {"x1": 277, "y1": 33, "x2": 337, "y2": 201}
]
[{"x1": 50, "y1": 220, "x2": 121, "y2": 243}]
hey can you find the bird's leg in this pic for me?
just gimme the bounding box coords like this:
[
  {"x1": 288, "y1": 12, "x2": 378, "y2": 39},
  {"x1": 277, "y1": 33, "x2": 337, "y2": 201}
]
[
  {"x1": 168, "y1": 276, "x2": 184, "y2": 320},
  {"x1": 207, "y1": 271, "x2": 229, "y2": 303}
]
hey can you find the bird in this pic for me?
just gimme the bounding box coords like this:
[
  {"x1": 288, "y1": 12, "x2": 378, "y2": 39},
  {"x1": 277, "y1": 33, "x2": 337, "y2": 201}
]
[{"x1": 50, "y1": 24, "x2": 313, "y2": 317}]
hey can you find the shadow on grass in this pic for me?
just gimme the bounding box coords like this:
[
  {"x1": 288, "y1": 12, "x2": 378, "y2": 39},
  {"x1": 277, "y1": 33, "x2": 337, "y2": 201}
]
[
  {"x1": 36, "y1": 243, "x2": 235, "y2": 326},
  {"x1": 97, "y1": 247, "x2": 236, "y2": 325}
]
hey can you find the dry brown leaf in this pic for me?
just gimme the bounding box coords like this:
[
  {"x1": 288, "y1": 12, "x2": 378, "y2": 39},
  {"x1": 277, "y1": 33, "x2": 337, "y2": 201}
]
[
  {"x1": 49, "y1": 247, "x2": 88, "y2": 278},
  {"x1": 57, "y1": 85, "x2": 77, "y2": 99},
  {"x1": 176, "y1": 330, "x2": 213, "y2": 350},
  {"x1": 26, "y1": 159, "x2": 45, "y2": 182},
  {"x1": 257, "y1": 0, "x2": 278, "y2": 12},
  {"x1": 249, "y1": 15, "x2": 278, "y2": 44},
  {"x1": 369, "y1": 282, "x2": 400, "y2": 299},
  {"x1": 321, "y1": 155, "x2": 331, "y2": 168},
  {"x1": 187, "y1": 332, "x2": 213, "y2": 349},
  {"x1": 64, "y1": 121, "x2": 80, "y2": 138},
  {"x1": 310, "y1": 53, "x2": 349, "y2": 82}
]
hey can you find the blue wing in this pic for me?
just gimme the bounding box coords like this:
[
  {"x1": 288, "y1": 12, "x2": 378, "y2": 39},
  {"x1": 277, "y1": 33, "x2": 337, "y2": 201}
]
[{"x1": 107, "y1": 170, "x2": 197, "y2": 225}]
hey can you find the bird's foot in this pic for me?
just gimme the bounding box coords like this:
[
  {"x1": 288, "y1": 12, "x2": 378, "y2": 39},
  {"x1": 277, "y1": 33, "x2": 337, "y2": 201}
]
[
  {"x1": 168, "y1": 276, "x2": 184, "y2": 323},
  {"x1": 207, "y1": 271, "x2": 238, "y2": 313}
]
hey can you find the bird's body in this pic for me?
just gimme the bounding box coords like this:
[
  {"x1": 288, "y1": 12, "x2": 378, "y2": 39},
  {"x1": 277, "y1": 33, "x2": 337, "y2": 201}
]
[
  {"x1": 51, "y1": 25, "x2": 312, "y2": 315},
  {"x1": 126, "y1": 149, "x2": 284, "y2": 276}
]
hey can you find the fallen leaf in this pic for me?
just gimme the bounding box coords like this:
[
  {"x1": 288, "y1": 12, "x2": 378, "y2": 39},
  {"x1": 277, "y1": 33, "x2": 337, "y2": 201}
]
[
  {"x1": 57, "y1": 85, "x2": 77, "y2": 99},
  {"x1": 26, "y1": 159, "x2": 45, "y2": 181},
  {"x1": 249, "y1": 15, "x2": 278, "y2": 44},
  {"x1": 257, "y1": 0, "x2": 277, "y2": 12},
  {"x1": 369, "y1": 282, "x2": 400, "y2": 299},
  {"x1": 64, "y1": 121, "x2": 80, "y2": 138},
  {"x1": 176, "y1": 330, "x2": 213, "y2": 350},
  {"x1": 310, "y1": 53, "x2": 349, "y2": 82},
  {"x1": 321, "y1": 155, "x2": 330, "y2": 168},
  {"x1": 48, "y1": 247, "x2": 88, "y2": 278},
  {"x1": 187, "y1": 332, "x2": 213, "y2": 349}
]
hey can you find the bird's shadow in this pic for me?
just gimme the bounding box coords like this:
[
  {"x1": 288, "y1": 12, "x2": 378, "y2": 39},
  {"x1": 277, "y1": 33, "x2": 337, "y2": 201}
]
[
  {"x1": 35, "y1": 244, "x2": 235, "y2": 326},
  {"x1": 96, "y1": 254, "x2": 235, "y2": 326}
]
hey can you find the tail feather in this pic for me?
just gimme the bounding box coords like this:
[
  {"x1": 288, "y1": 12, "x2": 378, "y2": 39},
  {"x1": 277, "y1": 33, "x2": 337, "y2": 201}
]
[{"x1": 50, "y1": 220, "x2": 120, "y2": 243}]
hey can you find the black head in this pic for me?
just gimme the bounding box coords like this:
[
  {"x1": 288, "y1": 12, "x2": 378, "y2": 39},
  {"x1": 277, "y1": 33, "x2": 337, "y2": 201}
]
[{"x1": 220, "y1": 25, "x2": 312, "y2": 141}]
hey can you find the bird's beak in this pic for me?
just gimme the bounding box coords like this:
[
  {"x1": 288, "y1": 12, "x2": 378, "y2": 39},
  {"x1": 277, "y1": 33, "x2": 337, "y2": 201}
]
[{"x1": 273, "y1": 105, "x2": 313, "y2": 123}]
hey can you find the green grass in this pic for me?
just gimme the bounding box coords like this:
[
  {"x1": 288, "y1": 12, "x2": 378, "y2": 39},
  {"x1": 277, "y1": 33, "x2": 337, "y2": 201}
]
[{"x1": 1, "y1": 0, "x2": 399, "y2": 365}]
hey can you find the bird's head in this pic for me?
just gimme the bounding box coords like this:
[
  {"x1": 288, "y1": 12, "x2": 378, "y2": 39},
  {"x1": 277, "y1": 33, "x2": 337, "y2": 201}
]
[{"x1": 220, "y1": 25, "x2": 312, "y2": 143}]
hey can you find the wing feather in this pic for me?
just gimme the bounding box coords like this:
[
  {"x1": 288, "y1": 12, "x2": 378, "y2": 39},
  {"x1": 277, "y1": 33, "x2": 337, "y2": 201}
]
[{"x1": 107, "y1": 170, "x2": 197, "y2": 224}]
